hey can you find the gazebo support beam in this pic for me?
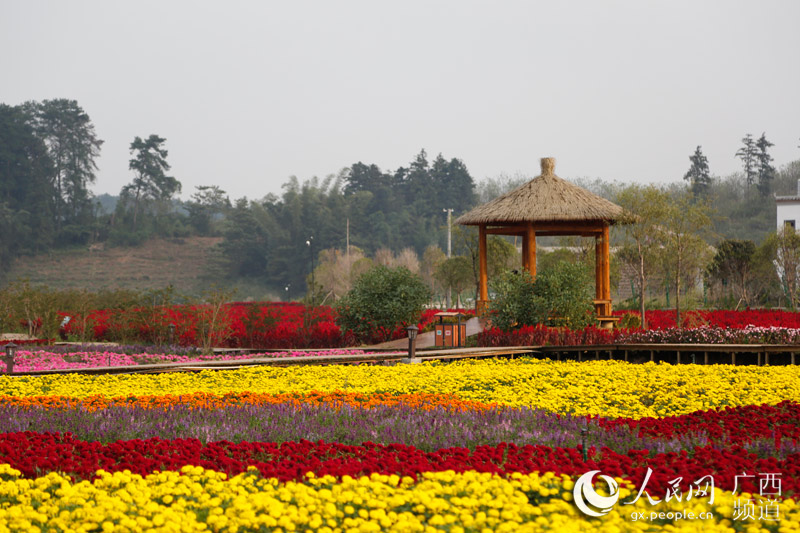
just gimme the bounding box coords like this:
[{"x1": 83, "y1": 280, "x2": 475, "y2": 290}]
[
  {"x1": 602, "y1": 225, "x2": 610, "y2": 303},
  {"x1": 478, "y1": 224, "x2": 489, "y2": 315},
  {"x1": 524, "y1": 222, "x2": 536, "y2": 277},
  {"x1": 594, "y1": 224, "x2": 616, "y2": 328}
]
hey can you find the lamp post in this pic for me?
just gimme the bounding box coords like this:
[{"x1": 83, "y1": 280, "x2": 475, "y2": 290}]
[
  {"x1": 285, "y1": 284, "x2": 291, "y2": 302},
  {"x1": 3, "y1": 342, "x2": 18, "y2": 374},
  {"x1": 404, "y1": 324, "x2": 419, "y2": 363},
  {"x1": 580, "y1": 424, "x2": 588, "y2": 462},
  {"x1": 443, "y1": 208, "x2": 453, "y2": 309},
  {"x1": 306, "y1": 237, "x2": 315, "y2": 307}
]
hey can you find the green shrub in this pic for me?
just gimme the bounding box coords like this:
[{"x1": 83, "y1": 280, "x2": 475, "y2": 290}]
[
  {"x1": 336, "y1": 265, "x2": 431, "y2": 344},
  {"x1": 489, "y1": 261, "x2": 595, "y2": 330},
  {"x1": 619, "y1": 312, "x2": 641, "y2": 329}
]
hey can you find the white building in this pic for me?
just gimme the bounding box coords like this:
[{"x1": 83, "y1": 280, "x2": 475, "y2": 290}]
[{"x1": 775, "y1": 181, "x2": 800, "y2": 231}]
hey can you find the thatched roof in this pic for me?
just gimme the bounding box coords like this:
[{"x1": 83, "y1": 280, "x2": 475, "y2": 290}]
[{"x1": 457, "y1": 157, "x2": 626, "y2": 226}]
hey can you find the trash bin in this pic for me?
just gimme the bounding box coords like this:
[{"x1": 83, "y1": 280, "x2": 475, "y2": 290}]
[{"x1": 434, "y1": 312, "x2": 466, "y2": 347}]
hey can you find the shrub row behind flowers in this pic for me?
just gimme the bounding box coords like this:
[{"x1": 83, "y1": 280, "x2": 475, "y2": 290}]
[
  {"x1": 2, "y1": 465, "x2": 795, "y2": 533},
  {"x1": 1, "y1": 432, "x2": 799, "y2": 498}
]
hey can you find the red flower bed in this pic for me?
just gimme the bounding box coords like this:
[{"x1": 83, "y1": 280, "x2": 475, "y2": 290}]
[
  {"x1": 478, "y1": 324, "x2": 626, "y2": 347},
  {"x1": 600, "y1": 401, "x2": 800, "y2": 447},
  {"x1": 60, "y1": 303, "x2": 473, "y2": 349},
  {"x1": 0, "y1": 432, "x2": 795, "y2": 497},
  {"x1": 615, "y1": 309, "x2": 800, "y2": 330},
  {"x1": 478, "y1": 309, "x2": 800, "y2": 346}
]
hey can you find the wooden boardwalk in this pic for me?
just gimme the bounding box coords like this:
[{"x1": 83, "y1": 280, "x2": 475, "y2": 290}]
[
  {"x1": 536, "y1": 343, "x2": 800, "y2": 366},
  {"x1": 8, "y1": 342, "x2": 800, "y2": 377}
]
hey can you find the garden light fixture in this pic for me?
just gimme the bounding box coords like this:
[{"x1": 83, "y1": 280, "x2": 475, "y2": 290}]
[
  {"x1": 3, "y1": 342, "x2": 18, "y2": 374},
  {"x1": 406, "y1": 324, "x2": 419, "y2": 362}
]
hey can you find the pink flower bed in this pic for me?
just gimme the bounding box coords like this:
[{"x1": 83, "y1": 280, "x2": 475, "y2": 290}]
[{"x1": 3, "y1": 349, "x2": 395, "y2": 373}]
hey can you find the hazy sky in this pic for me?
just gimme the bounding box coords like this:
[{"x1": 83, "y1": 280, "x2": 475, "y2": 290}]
[{"x1": 3, "y1": 1, "x2": 799, "y2": 201}]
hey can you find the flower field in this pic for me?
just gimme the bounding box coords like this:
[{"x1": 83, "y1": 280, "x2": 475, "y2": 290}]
[
  {"x1": 479, "y1": 309, "x2": 800, "y2": 347},
  {"x1": 0, "y1": 358, "x2": 799, "y2": 531},
  {"x1": 3, "y1": 348, "x2": 387, "y2": 373},
  {"x1": 54, "y1": 303, "x2": 473, "y2": 349},
  {"x1": 48, "y1": 303, "x2": 800, "y2": 349}
]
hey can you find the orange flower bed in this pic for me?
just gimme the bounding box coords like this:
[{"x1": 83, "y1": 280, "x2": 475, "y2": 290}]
[{"x1": 0, "y1": 390, "x2": 499, "y2": 412}]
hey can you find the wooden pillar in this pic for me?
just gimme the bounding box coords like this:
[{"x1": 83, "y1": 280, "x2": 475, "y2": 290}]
[
  {"x1": 595, "y1": 234, "x2": 603, "y2": 301},
  {"x1": 526, "y1": 222, "x2": 536, "y2": 277},
  {"x1": 602, "y1": 224, "x2": 611, "y2": 302},
  {"x1": 522, "y1": 228, "x2": 529, "y2": 272},
  {"x1": 478, "y1": 224, "x2": 489, "y2": 315}
]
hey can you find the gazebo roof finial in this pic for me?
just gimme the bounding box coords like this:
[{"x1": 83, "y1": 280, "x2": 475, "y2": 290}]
[{"x1": 541, "y1": 157, "x2": 555, "y2": 176}]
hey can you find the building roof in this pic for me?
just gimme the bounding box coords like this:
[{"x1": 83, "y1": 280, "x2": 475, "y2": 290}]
[{"x1": 456, "y1": 157, "x2": 626, "y2": 226}]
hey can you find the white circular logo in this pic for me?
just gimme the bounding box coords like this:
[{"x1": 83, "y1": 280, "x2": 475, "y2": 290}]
[{"x1": 573, "y1": 470, "x2": 620, "y2": 517}]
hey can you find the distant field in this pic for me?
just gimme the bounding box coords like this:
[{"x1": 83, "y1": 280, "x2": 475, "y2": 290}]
[{"x1": 5, "y1": 237, "x2": 225, "y2": 294}]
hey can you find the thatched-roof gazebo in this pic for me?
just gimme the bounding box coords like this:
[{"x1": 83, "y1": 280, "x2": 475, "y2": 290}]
[{"x1": 456, "y1": 157, "x2": 626, "y2": 327}]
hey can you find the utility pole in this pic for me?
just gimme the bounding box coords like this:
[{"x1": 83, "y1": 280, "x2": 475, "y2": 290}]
[
  {"x1": 306, "y1": 236, "x2": 314, "y2": 306},
  {"x1": 443, "y1": 208, "x2": 453, "y2": 309}
]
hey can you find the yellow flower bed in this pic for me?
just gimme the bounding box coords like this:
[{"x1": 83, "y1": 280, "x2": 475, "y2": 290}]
[
  {"x1": 0, "y1": 464, "x2": 794, "y2": 532},
  {"x1": 2, "y1": 359, "x2": 799, "y2": 418}
]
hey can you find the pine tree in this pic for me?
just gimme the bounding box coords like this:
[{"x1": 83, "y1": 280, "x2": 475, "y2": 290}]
[
  {"x1": 683, "y1": 146, "x2": 711, "y2": 196},
  {"x1": 755, "y1": 133, "x2": 775, "y2": 197},
  {"x1": 735, "y1": 134, "x2": 757, "y2": 189}
]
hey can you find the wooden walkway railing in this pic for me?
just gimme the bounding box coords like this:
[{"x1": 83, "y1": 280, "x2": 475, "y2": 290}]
[{"x1": 7, "y1": 343, "x2": 799, "y2": 377}]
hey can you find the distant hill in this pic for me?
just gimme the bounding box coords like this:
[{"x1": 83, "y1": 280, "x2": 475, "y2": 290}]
[{"x1": 5, "y1": 237, "x2": 226, "y2": 295}]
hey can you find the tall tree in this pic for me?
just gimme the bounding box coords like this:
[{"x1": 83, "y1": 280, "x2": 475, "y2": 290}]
[
  {"x1": 185, "y1": 185, "x2": 230, "y2": 235},
  {"x1": 683, "y1": 146, "x2": 711, "y2": 196},
  {"x1": 661, "y1": 192, "x2": 714, "y2": 326},
  {"x1": 705, "y1": 239, "x2": 756, "y2": 309},
  {"x1": 755, "y1": 133, "x2": 776, "y2": 197},
  {"x1": 615, "y1": 184, "x2": 671, "y2": 329},
  {"x1": 122, "y1": 135, "x2": 180, "y2": 228},
  {"x1": 22, "y1": 99, "x2": 103, "y2": 236},
  {"x1": 763, "y1": 228, "x2": 800, "y2": 310},
  {"x1": 735, "y1": 134, "x2": 757, "y2": 189},
  {"x1": 0, "y1": 104, "x2": 54, "y2": 265},
  {"x1": 430, "y1": 153, "x2": 476, "y2": 214},
  {"x1": 454, "y1": 225, "x2": 519, "y2": 300},
  {"x1": 433, "y1": 256, "x2": 473, "y2": 308}
]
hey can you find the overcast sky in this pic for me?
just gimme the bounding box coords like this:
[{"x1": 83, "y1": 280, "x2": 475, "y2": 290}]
[{"x1": 3, "y1": 1, "x2": 800, "y2": 201}]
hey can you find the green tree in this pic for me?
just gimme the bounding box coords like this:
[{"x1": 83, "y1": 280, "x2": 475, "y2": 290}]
[
  {"x1": 185, "y1": 185, "x2": 230, "y2": 235},
  {"x1": 433, "y1": 256, "x2": 473, "y2": 308},
  {"x1": 705, "y1": 239, "x2": 756, "y2": 309},
  {"x1": 615, "y1": 184, "x2": 671, "y2": 329},
  {"x1": 216, "y1": 198, "x2": 271, "y2": 278},
  {"x1": 489, "y1": 261, "x2": 595, "y2": 330},
  {"x1": 22, "y1": 99, "x2": 103, "y2": 240},
  {"x1": 755, "y1": 133, "x2": 776, "y2": 197},
  {"x1": 735, "y1": 134, "x2": 758, "y2": 189},
  {"x1": 0, "y1": 104, "x2": 54, "y2": 265},
  {"x1": 661, "y1": 192, "x2": 714, "y2": 325},
  {"x1": 762, "y1": 228, "x2": 800, "y2": 309},
  {"x1": 453, "y1": 226, "x2": 519, "y2": 299},
  {"x1": 336, "y1": 265, "x2": 431, "y2": 344},
  {"x1": 420, "y1": 245, "x2": 447, "y2": 304},
  {"x1": 121, "y1": 134, "x2": 180, "y2": 229},
  {"x1": 683, "y1": 146, "x2": 711, "y2": 196}
]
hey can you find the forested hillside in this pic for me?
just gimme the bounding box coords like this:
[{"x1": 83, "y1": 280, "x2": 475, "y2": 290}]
[{"x1": 2, "y1": 98, "x2": 800, "y2": 306}]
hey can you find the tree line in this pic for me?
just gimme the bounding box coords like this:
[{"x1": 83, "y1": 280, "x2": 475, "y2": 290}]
[{"x1": 2, "y1": 98, "x2": 800, "y2": 314}]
